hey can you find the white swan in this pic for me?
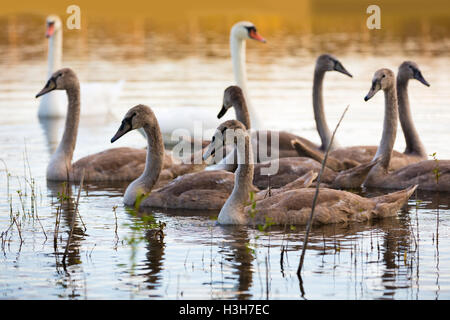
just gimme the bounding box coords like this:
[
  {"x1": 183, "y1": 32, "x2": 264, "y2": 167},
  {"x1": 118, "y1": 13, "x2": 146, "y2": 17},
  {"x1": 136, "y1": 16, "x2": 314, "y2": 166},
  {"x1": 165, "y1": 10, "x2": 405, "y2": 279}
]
[
  {"x1": 147, "y1": 21, "x2": 266, "y2": 138},
  {"x1": 230, "y1": 21, "x2": 266, "y2": 129},
  {"x1": 38, "y1": 15, "x2": 125, "y2": 118}
]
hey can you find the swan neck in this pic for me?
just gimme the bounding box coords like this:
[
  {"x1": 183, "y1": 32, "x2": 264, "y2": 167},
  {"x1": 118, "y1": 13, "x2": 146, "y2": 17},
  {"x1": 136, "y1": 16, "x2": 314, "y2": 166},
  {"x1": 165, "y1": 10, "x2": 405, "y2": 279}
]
[
  {"x1": 231, "y1": 37, "x2": 247, "y2": 94},
  {"x1": 233, "y1": 96, "x2": 251, "y2": 130},
  {"x1": 375, "y1": 87, "x2": 398, "y2": 169},
  {"x1": 313, "y1": 68, "x2": 338, "y2": 151},
  {"x1": 218, "y1": 132, "x2": 254, "y2": 224},
  {"x1": 396, "y1": 78, "x2": 426, "y2": 157},
  {"x1": 141, "y1": 122, "x2": 165, "y2": 191},
  {"x1": 47, "y1": 31, "x2": 63, "y2": 77},
  {"x1": 123, "y1": 118, "x2": 164, "y2": 206},
  {"x1": 230, "y1": 35, "x2": 262, "y2": 129},
  {"x1": 50, "y1": 83, "x2": 80, "y2": 175}
]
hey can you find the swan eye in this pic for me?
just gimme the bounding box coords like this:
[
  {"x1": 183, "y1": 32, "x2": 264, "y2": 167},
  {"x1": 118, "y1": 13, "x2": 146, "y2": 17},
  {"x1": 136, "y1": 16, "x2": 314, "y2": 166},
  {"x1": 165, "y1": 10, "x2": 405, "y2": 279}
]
[
  {"x1": 122, "y1": 112, "x2": 136, "y2": 128},
  {"x1": 245, "y1": 26, "x2": 256, "y2": 33}
]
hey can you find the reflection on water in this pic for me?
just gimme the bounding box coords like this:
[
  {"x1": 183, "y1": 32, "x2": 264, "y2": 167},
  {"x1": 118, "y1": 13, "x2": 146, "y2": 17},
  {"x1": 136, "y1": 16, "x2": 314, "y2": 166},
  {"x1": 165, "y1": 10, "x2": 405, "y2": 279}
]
[
  {"x1": 0, "y1": 169, "x2": 449, "y2": 299},
  {"x1": 0, "y1": 12, "x2": 449, "y2": 299}
]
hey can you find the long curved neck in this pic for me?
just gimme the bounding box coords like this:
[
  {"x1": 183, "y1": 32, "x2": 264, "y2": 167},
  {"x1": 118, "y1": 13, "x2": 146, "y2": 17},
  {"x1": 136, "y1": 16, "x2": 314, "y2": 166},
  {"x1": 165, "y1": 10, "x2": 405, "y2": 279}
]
[
  {"x1": 124, "y1": 117, "x2": 165, "y2": 206},
  {"x1": 233, "y1": 96, "x2": 251, "y2": 130},
  {"x1": 313, "y1": 68, "x2": 339, "y2": 151},
  {"x1": 396, "y1": 77, "x2": 426, "y2": 157},
  {"x1": 230, "y1": 35, "x2": 262, "y2": 129},
  {"x1": 374, "y1": 86, "x2": 398, "y2": 170},
  {"x1": 218, "y1": 132, "x2": 254, "y2": 224},
  {"x1": 48, "y1": 30, "x2": 62, "y2": 77},
  {"x1": 140, "y1": 122, "x2": 165, "y2": 191},
  {"x1": 47, "y1": 83, "x2": 80, "y2": 179}
]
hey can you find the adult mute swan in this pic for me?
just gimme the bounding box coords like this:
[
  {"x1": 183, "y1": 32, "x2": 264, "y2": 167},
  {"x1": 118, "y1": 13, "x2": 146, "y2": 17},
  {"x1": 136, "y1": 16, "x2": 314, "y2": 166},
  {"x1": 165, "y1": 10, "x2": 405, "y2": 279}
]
[
  {"x1": 363, "y1": 68, "x2": 449, "y2": 191},
  {"x1": 151, "y1": 21, "x2": 266, "y2": 137},
  {"x1": 38, "y1": 15, "x2": 125, "y2": 118},
  {"x1": 37, "y1": 68, "x2": 198, "y2": 182},
  {"x1": 201, "y1": 120, "x2": 418, "y2": 225}
]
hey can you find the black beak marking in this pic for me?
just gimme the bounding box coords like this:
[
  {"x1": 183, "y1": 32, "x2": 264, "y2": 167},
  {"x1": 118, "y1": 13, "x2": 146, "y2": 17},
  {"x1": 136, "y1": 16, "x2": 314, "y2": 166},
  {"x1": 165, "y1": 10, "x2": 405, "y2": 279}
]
[
  {"x1": 217, "y1": 105, "x2": 228, "y2": 119},
  {"x1": 111, "y1": 113, "x2": 136, "y2": 143},
  {"x1": 413, "y1": 69, "x2": 430, "y2": 87}
]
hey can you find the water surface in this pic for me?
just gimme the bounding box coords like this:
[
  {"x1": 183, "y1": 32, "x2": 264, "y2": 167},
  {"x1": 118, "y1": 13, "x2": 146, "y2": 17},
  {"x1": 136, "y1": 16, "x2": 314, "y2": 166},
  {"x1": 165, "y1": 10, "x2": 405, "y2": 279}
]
[{"x1": 0, "y1": 14, "x2": 449, "y2": 299}]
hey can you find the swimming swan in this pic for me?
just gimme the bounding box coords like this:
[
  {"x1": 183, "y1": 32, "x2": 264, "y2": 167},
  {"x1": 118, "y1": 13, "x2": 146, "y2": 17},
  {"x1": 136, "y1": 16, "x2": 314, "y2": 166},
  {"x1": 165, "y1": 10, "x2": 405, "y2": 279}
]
[
  {"x1": 202, "y1": 120, "x2": 418, "y2": 225},
  {"x1": 111, "y1": 107, "x2": 315, "y2": 209},
  {"x1": 37, "y1": 68, "x2": 190, "y2": 182},
  {"x1": 217, "y1": 54, "x2": 353, "y2": 159},
  {"x1": 38, "y1": 15, "x2": 124, "y2": 118},
  {"x1": 362, "y1": 68, "x2": 449, "y2": 191},
  {"x1": 293, "y1": 61, "x2": 430, "y2": 171}
]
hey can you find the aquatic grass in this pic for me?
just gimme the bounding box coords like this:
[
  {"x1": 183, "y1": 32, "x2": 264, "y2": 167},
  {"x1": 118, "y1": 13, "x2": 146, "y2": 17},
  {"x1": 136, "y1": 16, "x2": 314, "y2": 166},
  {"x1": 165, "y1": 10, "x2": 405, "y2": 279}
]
[
  {"x1": 1, "y1": 219, "x2": 15, "y2": 254},
  {"x1": 297, "y1": 105, "x2": 349, "y2": 278},
  {"x1": 112, "y1": 205, "x2": 119, "y2": 248},
  {"x1": 1, "y1": 156, "x2": 48, "y2": 246},
  {"x1": 53, "y1": 182, "x2": 70, "y2": 251},
  {"x1": 12, "y1": 215, "x2": 23, "y2": 250},
  {"x1": 429, "y1": 152, "x2": 441, "y2": 184}
]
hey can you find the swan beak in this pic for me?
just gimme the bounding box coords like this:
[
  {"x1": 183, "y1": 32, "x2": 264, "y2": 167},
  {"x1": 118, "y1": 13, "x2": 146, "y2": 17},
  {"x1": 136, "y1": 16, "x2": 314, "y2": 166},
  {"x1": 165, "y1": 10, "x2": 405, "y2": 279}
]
[
  {"x1": 364, "y1": 91, "x2": 375, "y2": 101},
  {"x1": 414, "y1": 70, "x2": 430, "y2": 87},
  {"x1": 249, "y1": 30, "x2": 266, "y2": 43},
  {"x1": 36, "y1": 79, "x2": 56, "y2": 98},
  {"x1": 364, "y1": 87, "x2": 378, "y2": 101},
  {"x1": 334, "y1": 62, "x2": 353, "y2": 78},
  {"x1": 364, "y1": 82, "x2": 379, "y2": 101},
  {"x1": 111, "y1": 121, "x2": 132, "y2": 143},
  {"x1": 217, "y1": 105, "x2": 228, "y2": 119},
  {"x1": 46, "y1": 23, "x2": 55, "y2": 38}
]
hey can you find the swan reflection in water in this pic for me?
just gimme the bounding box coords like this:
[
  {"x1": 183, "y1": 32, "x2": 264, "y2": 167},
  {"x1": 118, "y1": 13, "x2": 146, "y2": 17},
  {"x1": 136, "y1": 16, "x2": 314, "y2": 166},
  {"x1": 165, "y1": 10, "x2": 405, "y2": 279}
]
[{"x1": 132, "y1": 193, "x2": 445, "y2": 300}]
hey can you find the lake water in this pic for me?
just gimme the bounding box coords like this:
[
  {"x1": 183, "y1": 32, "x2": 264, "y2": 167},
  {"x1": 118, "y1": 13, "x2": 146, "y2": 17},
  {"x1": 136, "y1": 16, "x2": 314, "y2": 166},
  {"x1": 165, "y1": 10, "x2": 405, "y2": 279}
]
[{"x1": 0, "y1": 14, "x2": 449, "y2": 299}]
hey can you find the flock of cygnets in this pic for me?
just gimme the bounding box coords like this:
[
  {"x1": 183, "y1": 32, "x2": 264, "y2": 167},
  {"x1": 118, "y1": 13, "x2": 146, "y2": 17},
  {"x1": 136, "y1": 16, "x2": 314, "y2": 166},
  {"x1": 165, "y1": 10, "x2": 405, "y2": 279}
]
[{"x1": 35, "y1": 17, "x2": 449, "y2": 226}]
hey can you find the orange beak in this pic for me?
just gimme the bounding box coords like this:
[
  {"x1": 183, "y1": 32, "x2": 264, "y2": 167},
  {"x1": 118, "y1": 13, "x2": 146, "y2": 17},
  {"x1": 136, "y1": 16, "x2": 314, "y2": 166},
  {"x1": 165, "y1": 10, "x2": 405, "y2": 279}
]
[
  {"x1": 249, "y1": 29, "x2": 266, "y2": 43},
  {"x1": 46, "y1": 23, "x2": 55, "y2": 38}
]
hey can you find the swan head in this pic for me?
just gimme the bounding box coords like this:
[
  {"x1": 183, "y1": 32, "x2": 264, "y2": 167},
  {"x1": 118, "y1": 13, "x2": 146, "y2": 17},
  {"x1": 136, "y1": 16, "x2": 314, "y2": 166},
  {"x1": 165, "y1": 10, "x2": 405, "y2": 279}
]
[
  {"x1": 45, "y1": 15, "x2": 62, "y2": 38},
  {"x1": 217, "y1": 86, "x2": 245, "y2": 119},
  {"x1": 111, "y1": 104, "x2": 155, "y2": 143},
  {"x1": 36, "y1": 68, "x2": 79, "y2": 98},
  {"x1": 364, "y1": 68, "x2": 395, "y2": 101},
  {"x1": 230, "y1": 21, "x2": 266, "y2": 43},
  {"x1": 316, "y1": 54, "x2": 352, "y2": 77},
  {"x1": 203, "y1": 120, "x2": 247, "y2": 161},
  {"x1": 398, "y1": 61, "x2": 430, "y2": 87}
]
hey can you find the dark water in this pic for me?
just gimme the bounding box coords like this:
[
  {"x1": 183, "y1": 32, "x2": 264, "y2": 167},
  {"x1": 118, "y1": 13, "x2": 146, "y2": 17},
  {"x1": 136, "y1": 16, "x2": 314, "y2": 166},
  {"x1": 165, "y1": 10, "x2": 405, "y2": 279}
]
[{"x1": 0, "y1": 14, "x2": 449, "y2": 299}]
